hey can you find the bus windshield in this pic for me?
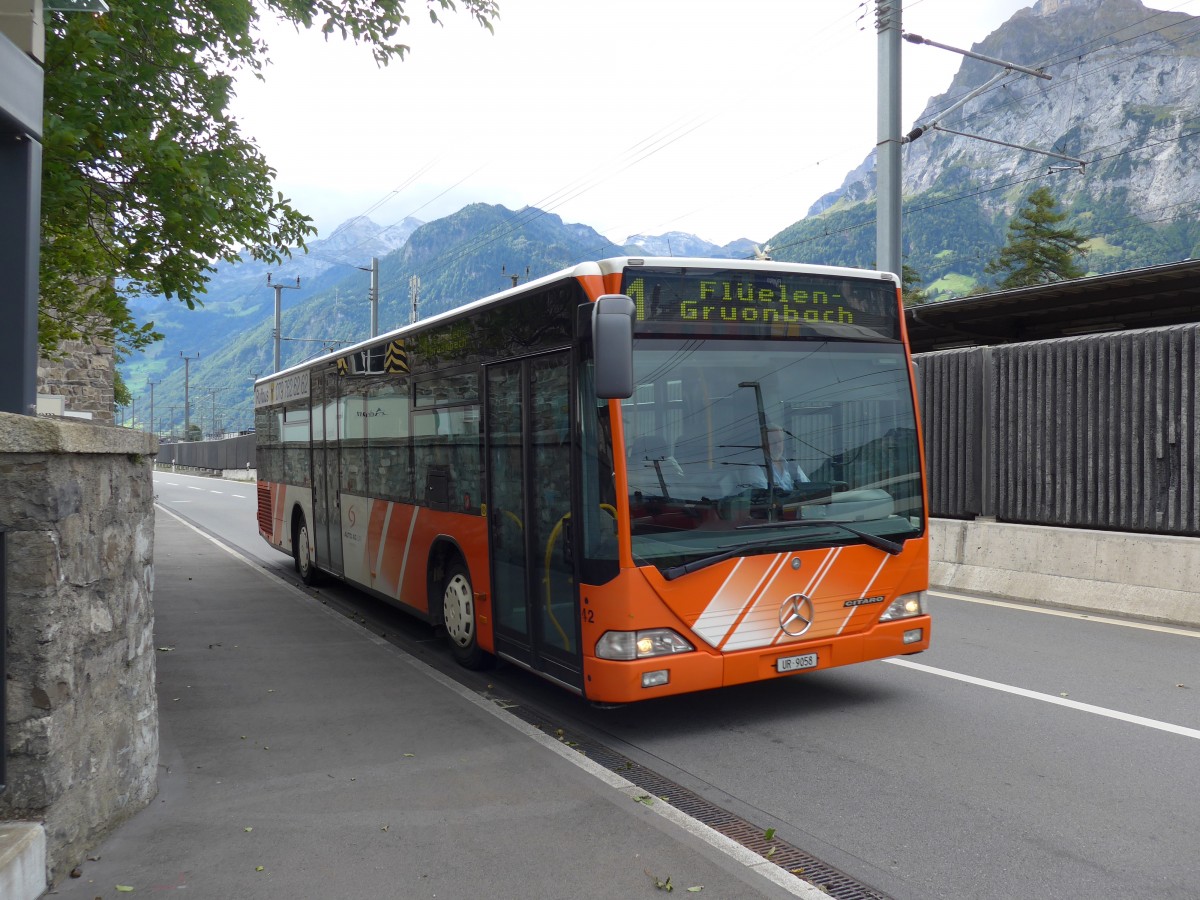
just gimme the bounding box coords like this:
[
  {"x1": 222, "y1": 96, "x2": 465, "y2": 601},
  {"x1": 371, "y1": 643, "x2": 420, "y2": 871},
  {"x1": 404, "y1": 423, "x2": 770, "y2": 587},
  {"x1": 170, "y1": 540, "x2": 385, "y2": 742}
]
[{"x1": 621, "y1": 338, "x2": 923, "y2": 571}]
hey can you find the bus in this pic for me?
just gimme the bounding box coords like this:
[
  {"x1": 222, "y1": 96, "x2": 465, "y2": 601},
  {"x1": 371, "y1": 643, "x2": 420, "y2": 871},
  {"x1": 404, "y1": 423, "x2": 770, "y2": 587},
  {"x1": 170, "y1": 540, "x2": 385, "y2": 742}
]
[{"x1": 254, "y1": 257, "x2": 930, "y2": 704}]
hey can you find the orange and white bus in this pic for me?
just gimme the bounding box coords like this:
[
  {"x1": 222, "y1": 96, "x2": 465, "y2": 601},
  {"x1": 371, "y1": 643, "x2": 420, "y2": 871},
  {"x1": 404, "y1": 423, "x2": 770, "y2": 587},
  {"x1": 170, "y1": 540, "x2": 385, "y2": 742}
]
[{"x1": 254, "y1": 257, "x2": 930, "y2": 703}]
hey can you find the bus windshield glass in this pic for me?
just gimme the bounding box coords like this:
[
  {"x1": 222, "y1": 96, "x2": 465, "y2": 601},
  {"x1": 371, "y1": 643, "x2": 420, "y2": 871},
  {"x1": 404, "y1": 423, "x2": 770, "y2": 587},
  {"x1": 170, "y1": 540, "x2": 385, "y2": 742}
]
[{"x1": 621, "y1": 337, "x2": 923, "y2": 571}]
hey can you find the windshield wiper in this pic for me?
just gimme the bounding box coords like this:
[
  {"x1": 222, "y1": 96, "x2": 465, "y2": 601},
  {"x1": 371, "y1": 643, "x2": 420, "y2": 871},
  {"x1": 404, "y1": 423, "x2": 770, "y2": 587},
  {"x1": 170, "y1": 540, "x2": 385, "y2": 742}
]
[
  {"x1": 661, "y1": 535, "x2": 797, "y2": 581},
  {"x1": 737, "y1": 519, "x2": 906, "y2": 555},
  {"x1": 660, "y1": 520, "x2": 910, "y2": 581}
]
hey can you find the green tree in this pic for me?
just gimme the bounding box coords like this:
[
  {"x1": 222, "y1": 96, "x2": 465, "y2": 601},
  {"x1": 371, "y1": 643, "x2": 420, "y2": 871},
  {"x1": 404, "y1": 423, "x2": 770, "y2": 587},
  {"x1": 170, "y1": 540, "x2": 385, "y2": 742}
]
[
  {"x1": 984, "y1": 186, "x2": 1088, "y2": 289},
  {"x1": 901, "y1": 263, "x2": 930, "y2": 306},
  {"x1": 40, "y1": 0, "x2": 498, "y2": 357}
]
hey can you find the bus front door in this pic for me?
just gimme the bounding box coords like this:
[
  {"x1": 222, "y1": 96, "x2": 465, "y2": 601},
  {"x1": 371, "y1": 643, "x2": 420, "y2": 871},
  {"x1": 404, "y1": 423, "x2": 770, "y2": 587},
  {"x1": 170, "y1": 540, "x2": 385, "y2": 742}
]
[{"x1": 485, "y1": 351, "x2": 582, "y2": 690}]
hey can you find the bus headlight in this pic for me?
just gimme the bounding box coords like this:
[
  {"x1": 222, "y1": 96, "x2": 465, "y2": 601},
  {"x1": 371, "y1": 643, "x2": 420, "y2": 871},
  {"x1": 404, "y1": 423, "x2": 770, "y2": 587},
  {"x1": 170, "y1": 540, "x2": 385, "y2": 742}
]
[
  {"x1": 879, "y1": 590, "x2": 926, "y2": 622},
  {"x1": 596, "y1": 629, "x2": 694, "y2": 661}
]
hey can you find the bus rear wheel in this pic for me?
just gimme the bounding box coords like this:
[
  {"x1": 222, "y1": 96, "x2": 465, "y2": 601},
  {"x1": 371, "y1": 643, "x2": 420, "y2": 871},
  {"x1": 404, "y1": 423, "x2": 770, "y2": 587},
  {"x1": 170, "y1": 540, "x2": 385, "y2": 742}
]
[
  {"x1": 294, "y1": 513, "x2": 318, "y2": 586},
  {"x1": 441, "y1": 560, "x2": 489, "y2": 669}
]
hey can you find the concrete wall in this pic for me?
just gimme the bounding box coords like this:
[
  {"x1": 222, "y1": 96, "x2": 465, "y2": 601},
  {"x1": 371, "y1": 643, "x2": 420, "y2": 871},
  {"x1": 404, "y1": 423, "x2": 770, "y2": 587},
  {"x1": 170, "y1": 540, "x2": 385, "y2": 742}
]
[
  {"x1": 0, "y1": 412, "x2": 158, "y2": 888},
  {"x1": 930, "y1": 518, "x2": 1200, "y2": 627}
]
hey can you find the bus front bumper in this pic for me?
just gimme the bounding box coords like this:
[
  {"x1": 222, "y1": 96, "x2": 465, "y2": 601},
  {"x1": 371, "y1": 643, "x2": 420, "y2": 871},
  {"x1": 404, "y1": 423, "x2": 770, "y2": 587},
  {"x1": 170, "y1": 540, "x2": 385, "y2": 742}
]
[{"x1": 583, "y1": 616, "x2": 932, "y2": 704}]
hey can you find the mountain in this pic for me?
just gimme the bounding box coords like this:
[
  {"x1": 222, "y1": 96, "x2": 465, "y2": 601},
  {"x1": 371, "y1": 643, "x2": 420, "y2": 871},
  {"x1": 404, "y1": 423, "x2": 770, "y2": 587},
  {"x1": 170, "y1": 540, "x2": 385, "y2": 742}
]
[
  {"x1": 621, "y1": 231, "x2": 760, "y2": 260},
  {"x1": 121, "y1": 206, "x2": 769, "y2": 435},
  {"x1": 770, "y1": 0, "x2": 1200, "y2": 298},
  {"x1": 120, "y1": 0, "x2": 1200, "y2": 432},
  {"x1": 125, "y1": 205, "x2": 631, "y2": 434},
  {"x1": 124, "y1": 215, "x2": 422, "y2": 371}
]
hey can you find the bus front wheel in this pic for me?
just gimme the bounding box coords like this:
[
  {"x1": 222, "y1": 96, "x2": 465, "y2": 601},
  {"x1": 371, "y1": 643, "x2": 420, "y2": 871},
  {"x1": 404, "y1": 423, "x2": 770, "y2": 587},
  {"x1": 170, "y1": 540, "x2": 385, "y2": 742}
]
[{"x1": 440, "y1": 560, "x2": 489, "y2": 670}]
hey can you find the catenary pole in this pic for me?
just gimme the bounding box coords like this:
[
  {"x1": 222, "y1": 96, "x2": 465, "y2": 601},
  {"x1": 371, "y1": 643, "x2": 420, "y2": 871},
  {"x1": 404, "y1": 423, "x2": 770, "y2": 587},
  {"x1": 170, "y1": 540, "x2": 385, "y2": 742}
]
[
  {"x1": 180, "y1": 352, "x2": 198, "y2": 439},
  {"x1": 876, "y1": 0, "x2": 903, "y2": 280}
]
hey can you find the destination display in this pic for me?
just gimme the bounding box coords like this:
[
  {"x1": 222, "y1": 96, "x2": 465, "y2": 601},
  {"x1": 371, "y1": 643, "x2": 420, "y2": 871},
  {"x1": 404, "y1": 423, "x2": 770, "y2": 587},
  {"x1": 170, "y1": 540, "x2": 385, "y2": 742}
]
[{"x1": 622, "y1": 267, "x2": 901, "y2": 340}]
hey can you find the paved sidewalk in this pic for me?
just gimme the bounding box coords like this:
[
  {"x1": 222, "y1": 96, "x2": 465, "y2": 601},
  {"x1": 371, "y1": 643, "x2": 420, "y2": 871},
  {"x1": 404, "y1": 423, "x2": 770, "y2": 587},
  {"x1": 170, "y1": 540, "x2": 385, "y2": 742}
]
[{"x1": 50, "y1": 509, "x2": 819, "y2": 899}]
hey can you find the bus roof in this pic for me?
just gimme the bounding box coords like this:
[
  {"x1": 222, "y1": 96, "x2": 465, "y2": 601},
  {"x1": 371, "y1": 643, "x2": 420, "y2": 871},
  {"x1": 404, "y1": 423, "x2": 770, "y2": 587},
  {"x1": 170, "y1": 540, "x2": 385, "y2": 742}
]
[{"x1": 256, "y1": 257, "x2": 899, "y2": 386}]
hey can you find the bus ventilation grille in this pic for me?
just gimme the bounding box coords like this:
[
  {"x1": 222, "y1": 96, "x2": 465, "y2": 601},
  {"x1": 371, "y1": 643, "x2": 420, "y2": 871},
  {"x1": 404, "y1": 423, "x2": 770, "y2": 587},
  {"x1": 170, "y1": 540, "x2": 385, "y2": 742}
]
[
  {"x1": 503, "y1": 703, "x2": 891, "y2": 900},
  {"x1": 256, "y1": 482, "x2": 272, "y2": 534}
]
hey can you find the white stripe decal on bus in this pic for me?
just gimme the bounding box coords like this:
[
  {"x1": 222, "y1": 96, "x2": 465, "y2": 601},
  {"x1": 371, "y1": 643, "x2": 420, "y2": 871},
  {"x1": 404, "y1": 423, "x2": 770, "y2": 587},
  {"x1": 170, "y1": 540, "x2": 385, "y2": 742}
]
[
  {"x1": 397, "y1": 506, "x2": 420, "y2": 602},
  {"x1": 720, "y1": 552, "x2": 803, "y2": 652},
  {"x1": 715, "y1": 554, "x2": 792, "y2": 652},
  {"x1": 374, "y1": 500, "x2": 394, "y2": 580},
  {"x1": 760, "y1": 548, "x2": 843, "y2": 650},
  {"x1": 836, "y1": 552, "x2": 892, "y2": 635},
  {"x1": 691, "y1": 558, "x2": 756, "y2": 648}
]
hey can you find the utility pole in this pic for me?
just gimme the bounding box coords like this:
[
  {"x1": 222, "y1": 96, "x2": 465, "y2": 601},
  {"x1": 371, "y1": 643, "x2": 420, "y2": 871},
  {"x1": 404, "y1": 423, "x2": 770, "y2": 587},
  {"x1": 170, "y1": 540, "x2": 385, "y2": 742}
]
[
  {"x1": 208, "y1": 388, "x2": 220, "y2": 439},
  {"x1": 501, "y1": 265, "x2": 529, "y2": 288},
  {"x1": 267, "y1": 273, "x2": 301, "y2": 372},
  {"x1": 180, "y1": 351, "x2": 199, "y2": 440},
  {"x1": 146, "y1": 380, "x2": 159, "y2": 436},
  {"x1": 369, "y1": 257, "x2": 379, "y2": 337},
  {"x1": 356, "y1": 258, "x2": 379, "y2": 337},
  {"x1": 876, "y1": 0, "x2": 902, "y2": 279},
  {"x1": 166, "y1": 405, "x2": 182, "y2": 441},
  {"x1": 409, "y1": 274, "x2": 420, "y2": 324}
]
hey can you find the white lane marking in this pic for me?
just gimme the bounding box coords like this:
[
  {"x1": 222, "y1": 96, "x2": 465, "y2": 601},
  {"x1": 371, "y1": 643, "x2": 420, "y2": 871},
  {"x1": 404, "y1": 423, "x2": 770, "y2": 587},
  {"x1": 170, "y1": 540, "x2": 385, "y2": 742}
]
[
  {"x1": 885, "y1": 657, "x2": 1200, "y2": 741},
  {"x1": 232, "y1": 494, "x2": 246, "y2": 499},
  {"x1": 930, "y1": 589, "x2": 1200, "y2": 639},
  {"x1": 210, "y1": 491, "x2": 224, "y2": 495},
  {"x1": 187, "y1": 486, "x2": 204, "y2": 491}
]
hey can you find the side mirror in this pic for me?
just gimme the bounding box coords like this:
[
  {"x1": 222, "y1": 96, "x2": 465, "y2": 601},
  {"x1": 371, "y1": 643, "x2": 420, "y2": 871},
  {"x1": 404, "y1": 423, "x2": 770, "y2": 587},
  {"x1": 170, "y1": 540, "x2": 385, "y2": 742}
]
[{"x1": 592, "y1": 294, "x2": 635, "y2": 399}]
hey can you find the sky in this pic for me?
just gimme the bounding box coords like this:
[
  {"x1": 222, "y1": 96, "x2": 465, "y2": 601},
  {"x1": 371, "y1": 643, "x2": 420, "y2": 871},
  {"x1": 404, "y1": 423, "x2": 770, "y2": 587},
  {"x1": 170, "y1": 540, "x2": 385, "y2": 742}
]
[{"x1": 225, "y1": 0, "x2": 1143, "y2": 250}]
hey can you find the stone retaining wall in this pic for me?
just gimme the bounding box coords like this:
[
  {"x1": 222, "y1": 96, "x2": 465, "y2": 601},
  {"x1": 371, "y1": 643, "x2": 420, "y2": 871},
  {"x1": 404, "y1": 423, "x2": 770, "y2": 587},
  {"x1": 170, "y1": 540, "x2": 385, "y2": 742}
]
[{"x1": 0, "y1": 412, "x2": 158, "y2": 886}]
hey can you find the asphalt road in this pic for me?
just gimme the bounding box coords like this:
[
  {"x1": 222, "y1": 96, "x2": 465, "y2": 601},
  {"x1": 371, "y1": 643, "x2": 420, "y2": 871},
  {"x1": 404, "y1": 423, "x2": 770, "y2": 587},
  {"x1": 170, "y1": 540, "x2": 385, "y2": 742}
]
[{"x1": 153, "y1": 470, "x2": 1200, "y2": 900}]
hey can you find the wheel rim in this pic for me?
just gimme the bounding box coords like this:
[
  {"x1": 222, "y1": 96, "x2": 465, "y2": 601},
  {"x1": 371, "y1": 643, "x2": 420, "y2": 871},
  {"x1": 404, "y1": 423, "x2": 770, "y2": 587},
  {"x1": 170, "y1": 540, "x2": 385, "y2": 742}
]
[
  {"x1": 443, "y1": 573, "x2": 474, "y2": 647},
  {"x1": 297, "y1": 523, "x2": 312, "y2": 576}
]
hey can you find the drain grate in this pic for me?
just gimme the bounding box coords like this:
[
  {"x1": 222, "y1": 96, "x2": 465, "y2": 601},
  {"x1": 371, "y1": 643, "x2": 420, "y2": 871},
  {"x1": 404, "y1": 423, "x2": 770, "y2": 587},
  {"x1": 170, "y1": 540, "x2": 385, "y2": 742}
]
[{"x1": 503, "y1": 702, "x2": 890, "y2": 900}]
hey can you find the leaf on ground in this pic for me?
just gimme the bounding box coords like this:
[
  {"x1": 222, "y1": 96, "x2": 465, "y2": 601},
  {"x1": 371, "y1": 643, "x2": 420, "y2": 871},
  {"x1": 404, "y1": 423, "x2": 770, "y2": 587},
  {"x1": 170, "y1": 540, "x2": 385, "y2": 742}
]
[
  {"x1": 244, "y1": 827, "x2": 253, "y2": 832},
  {"x1": 634, "y1": 794, "x2": 654, "y2": 805},
  {"x1": 403, "y1": 753, "x2": 415, "y2": 758},
  {"x1": 764, "y1": 827, "x2": 776, "y2": 841},
  {"x1": 765, "y1": 846, "x2": 776, "y2": 858},
  {"x1": 116, "y1": 886, "x2": 134, "y2": 893},
  {"x1": 644, "y1": 869, "x2": 673, "y2": 891},
  {"x1": 255, "y1": 866, "x2": 265, "y2": 872},
  {"x1": 156, "y1": 646, "x2": 174, "y2": 652},
  {"x1": 687, "y1": 887, "x2": 704, "y2": 893}
]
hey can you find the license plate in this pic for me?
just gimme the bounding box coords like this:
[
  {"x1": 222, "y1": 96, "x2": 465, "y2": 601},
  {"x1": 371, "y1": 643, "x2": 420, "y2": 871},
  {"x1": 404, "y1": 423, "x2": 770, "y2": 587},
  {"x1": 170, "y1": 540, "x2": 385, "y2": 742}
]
[{"x1": 776, "y1": 652, "x2": 818, "y2": 673}]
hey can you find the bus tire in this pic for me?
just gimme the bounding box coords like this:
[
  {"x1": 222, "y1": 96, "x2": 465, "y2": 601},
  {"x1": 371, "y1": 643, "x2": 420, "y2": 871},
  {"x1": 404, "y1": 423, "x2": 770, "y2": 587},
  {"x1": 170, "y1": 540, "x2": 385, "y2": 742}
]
[
  {"x1": 440, "y1": 560, "x2": 490, "y2": 670},
  {"x1": 294, "y1": 512, "x2": 319, "y2": 586}
]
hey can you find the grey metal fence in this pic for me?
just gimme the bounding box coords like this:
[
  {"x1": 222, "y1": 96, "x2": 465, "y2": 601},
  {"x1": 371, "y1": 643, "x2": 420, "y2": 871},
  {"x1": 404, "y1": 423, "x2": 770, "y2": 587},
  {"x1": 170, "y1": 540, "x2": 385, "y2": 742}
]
[
  {"x1": 157, "y1": 432, "x2": 256, "y2": 471},
  {"x1": 915, "y1": 323, "x2": 1200, "y2": 536}
]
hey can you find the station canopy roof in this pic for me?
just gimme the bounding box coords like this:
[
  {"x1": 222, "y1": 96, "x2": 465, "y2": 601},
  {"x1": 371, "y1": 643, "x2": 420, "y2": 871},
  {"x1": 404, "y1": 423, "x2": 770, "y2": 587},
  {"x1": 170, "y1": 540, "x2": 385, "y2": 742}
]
[{"x1": 904, "y1": 259, "x2": 1200, "y2": 353}]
